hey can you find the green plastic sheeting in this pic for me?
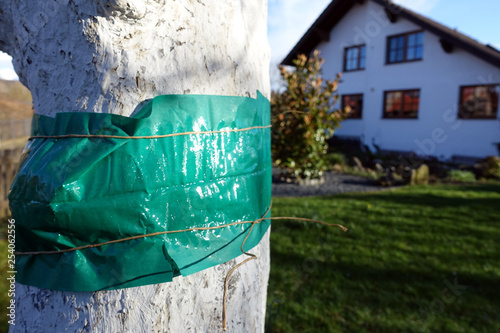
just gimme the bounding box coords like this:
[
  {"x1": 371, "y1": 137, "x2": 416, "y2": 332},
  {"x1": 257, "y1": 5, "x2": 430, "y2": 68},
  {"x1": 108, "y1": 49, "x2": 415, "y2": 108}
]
[{"x1": 9, "y1": 92, "x2": 271, "y2": 292}]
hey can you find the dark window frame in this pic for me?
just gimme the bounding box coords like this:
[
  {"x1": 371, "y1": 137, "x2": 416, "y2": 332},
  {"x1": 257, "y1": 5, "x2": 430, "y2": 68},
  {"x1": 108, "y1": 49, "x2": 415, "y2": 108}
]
[
  {"x1": 386, "y1": 30, "x2": 424, "y2": 64},
  {"x1": 342, "y1": 94, "x2": 364, "y2": 119},
  {"x1": 458, "y1": 84, "x2": 499, "y2": 119},
  {"x1": 343, "y1": 44, "x2": 366, "y2": 72},
  {"x1": 383, "y1": 89, "x2": 420, "y2": 119}
]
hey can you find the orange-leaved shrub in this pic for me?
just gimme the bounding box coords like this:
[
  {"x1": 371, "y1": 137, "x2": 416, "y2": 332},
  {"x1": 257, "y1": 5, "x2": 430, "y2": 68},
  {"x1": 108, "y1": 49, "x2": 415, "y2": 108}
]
[{"x1": 271, "y1": 50, "x2": 349, "y2": 180}]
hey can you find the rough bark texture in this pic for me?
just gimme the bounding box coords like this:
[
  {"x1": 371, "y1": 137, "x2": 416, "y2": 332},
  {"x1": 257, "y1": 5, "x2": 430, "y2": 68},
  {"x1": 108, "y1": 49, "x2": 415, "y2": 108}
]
[{"x1": 0, "y1": 0, "x2": 271, "y2": 331}]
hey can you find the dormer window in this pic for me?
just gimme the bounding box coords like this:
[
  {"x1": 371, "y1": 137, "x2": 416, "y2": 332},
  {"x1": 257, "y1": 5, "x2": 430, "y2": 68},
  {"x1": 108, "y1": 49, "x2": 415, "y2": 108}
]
[
  {"x1": 387, "y1": 31, "x2": 424, "y2": 64},
  {"x1": 344, "y1": 45, "x2": 366, "y2": 72}
]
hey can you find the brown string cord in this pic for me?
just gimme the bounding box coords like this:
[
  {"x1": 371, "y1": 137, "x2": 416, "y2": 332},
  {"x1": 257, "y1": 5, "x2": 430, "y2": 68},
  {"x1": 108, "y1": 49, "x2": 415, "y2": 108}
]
[
  {"x1": 222, "y1": 218, "x2": 259, "y2": 331},
  {"x1": 22, "y1": 122, "x2": 347, "y2": 330},
  {"x1": 12, "y1": 215, "x2": 347, "y2": 256},
  {"x1": 13, "y1": 219, "x2": 264, "y2": 256},
  {"x1": 222, "y1": 204, "x2": 272, "y2": 331},
  {"x1": 13, "y1": 207, "x2": 347, "y2": 331},
  {"x1": 221, "y1": 214, "x2": 346, "y2": 331},
  {"x1": 28, "y1": 125, "x2": 272, "y2": 141}
]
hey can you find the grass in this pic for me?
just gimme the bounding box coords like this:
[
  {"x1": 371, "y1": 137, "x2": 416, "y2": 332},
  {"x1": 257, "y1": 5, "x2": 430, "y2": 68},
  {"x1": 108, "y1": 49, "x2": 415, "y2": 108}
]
[
  {"x1": 266, "y1": 184, "x2": 500, "y2": 333},
  {"x1": 0, "y1": 185, "x2": 498, "y2": 332}
]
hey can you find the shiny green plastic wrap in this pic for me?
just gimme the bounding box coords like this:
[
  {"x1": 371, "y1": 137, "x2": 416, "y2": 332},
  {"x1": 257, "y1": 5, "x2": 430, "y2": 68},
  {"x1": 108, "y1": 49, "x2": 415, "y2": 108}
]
[{"x1": 9, "y1": 92, "x2": 271, "y2": 292}]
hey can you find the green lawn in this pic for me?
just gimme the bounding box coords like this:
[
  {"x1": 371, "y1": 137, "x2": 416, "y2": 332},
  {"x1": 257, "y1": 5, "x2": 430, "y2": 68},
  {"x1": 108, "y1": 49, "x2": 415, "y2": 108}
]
[
  {"x1": 266, "y1": 184, "x2": 500, "y2": 333},
  {"x1": 0, "y1": 184, "x2": 498, "y2": 332}
]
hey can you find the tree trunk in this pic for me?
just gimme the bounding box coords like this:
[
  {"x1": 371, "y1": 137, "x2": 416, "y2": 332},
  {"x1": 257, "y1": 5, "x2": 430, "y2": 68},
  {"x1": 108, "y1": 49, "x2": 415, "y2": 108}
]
[{"x1": 0, "y1": 1, "x2": 271, "y2": 331}]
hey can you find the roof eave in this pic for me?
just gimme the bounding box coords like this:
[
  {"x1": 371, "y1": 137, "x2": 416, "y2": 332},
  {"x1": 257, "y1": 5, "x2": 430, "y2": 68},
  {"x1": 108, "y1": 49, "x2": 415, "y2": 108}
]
[
  {"x1": 281, "y1": 0, "x2": 500, "y2": 69},
  {"x1": 371, "y1": 0, "x2": 500, "y2": 69}
]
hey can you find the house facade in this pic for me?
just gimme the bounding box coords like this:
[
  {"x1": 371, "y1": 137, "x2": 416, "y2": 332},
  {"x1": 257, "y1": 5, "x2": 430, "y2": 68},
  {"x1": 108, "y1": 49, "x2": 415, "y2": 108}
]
[{"x1": 282, "y1": 0, "x2": 500, "y2": 161}]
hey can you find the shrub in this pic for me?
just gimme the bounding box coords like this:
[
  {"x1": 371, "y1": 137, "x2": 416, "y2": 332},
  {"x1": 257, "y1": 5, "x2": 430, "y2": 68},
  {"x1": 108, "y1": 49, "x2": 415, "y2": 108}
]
[
  {"x1": 271, "y1": 50, "x2": 348, "y2": 180},
  {"x1": 479, "y1": 156, "x2": 500, "y2": 179},
  {"x1": 448, "y1": 170, "x2": 476, "y2": 183},
  {"x1": 325, "y1": 152, "x2": 347, "y2": 167}
]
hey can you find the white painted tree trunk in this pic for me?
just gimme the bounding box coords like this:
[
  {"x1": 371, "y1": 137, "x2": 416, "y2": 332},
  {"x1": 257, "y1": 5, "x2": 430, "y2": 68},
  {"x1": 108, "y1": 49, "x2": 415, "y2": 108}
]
[{"x1": 0, "y1": 1, "x2": 271, "y2": 331}]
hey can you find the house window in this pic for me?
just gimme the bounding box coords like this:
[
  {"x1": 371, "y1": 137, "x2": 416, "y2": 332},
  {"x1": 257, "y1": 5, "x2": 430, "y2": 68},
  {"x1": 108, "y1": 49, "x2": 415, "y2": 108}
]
[
  {"x1": 387, "y1": 31, "x2": 424, "y2": 64},
  {"x1": 459, "y1": 85, "x2": 499, "y2": 119},
  {"x1": 344, "y1": 45, "x2": 366, "y2": 71},
  {"x1": 383, "y1": 89, "x2": 420, "y2": 118},
  {"x1": 342, "y1": 94, "x2": 363, "y2": 119}
]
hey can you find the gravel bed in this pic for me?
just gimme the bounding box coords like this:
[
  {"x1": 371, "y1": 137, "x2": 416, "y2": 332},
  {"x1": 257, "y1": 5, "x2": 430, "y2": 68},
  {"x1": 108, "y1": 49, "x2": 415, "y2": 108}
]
[{"x1": 272, "y1": 170, "x2": 388, "y2": 197}]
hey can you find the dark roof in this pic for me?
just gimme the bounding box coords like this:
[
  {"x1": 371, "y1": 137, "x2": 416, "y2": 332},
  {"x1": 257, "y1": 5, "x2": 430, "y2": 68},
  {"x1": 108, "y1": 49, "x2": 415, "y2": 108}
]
[{"x1": 281, "y1": 0, "x2": 500, "y2": 69}]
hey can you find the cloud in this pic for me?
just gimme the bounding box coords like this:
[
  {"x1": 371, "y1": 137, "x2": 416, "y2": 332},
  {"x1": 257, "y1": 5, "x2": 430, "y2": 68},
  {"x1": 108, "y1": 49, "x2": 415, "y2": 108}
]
[
  {"x1": 0, "y1": 52, "x2": 12, "y2": 62},
  {"x1": 0, "y1": 68, "x2": 18, "y2": 81},
  {"x1": 267, "y1": 0, "x2": 331, "y2": 63},
  {"x1": 0, "y1": 52, "x2": 18, "y2": 81},
  {"x1": 392, "y1": 0, "x2": 439, "y2": 14}
]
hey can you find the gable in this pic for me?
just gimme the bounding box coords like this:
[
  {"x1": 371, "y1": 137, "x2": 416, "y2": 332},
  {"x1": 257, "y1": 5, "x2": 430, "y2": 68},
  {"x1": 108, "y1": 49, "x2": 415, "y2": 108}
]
[{"x1": 282, "y1": 0, "x2": 500, "y2": 69}]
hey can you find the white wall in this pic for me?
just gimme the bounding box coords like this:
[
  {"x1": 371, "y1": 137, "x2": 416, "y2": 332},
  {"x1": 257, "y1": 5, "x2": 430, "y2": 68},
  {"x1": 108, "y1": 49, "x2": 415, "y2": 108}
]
[{"x1": 318, "y1": 1, "x2": 500, "y2": 160}]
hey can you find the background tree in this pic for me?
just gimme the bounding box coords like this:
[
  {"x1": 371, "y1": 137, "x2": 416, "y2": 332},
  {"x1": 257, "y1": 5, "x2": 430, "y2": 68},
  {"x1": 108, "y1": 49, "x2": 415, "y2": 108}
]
[
  {"x1": 0, "y1": 0, "x2": 270, "y2": 331},
  {"x1": 272, "y1": 50, "x2": 348, "y2": 181}
]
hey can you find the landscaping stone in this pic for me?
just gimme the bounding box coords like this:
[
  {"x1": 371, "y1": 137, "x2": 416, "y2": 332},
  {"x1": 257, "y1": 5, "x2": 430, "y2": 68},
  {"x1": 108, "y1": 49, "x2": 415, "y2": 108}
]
[
  {"x1": 332, "y1": 163, "x2": 344, "y2": 173},
  {"x1": 272, "y1": 168, "x2": 390, "y2": 197},
  {"x1": 411, "y1": 164, "x2": 430, "y2": 185},
  {"x1": 298, "y1": 177, "x2": 326, "y2": 186}
]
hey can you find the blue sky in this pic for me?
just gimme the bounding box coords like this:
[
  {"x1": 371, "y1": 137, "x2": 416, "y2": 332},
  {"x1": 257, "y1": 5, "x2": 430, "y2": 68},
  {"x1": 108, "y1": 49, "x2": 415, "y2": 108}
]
[{"x1": 1, "y1": 0, "x2": 499, "y2": 81}]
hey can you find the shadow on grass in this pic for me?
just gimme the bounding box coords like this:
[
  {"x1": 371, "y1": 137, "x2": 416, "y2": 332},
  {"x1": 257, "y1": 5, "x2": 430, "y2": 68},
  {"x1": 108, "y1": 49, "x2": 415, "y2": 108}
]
[
  {"x1": 269, "y1": 250, "x2": 500, "y2": 332},
  {"x1": 267, "y1": 184, "x2": 500, "y2": 333}
]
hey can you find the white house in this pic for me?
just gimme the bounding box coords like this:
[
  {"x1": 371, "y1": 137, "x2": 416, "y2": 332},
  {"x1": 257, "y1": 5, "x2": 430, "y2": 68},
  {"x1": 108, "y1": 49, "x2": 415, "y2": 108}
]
[{"x1": 282, "y1": 0, "x2": 500, "y2": 161}]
